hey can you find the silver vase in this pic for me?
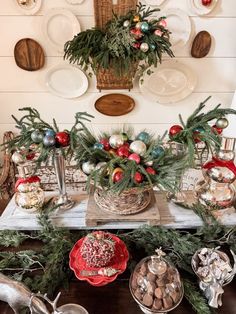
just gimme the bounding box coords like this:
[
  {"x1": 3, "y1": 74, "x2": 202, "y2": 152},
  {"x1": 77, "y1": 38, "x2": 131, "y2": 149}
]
[{"x1": 53, "y1": 150, "x2": 75, "y2": 210}]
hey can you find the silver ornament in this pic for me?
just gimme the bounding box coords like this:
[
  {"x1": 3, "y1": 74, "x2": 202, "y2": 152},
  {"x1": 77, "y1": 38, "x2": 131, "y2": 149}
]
[
  {"x1": 31, "y1": 130, "x2": 44, "y2": 143},
  {"x1": 12, "y1": 151, "x2": 25, "y2": 164},
  {"x1": 123, "y1": 20, "x2": 130, "y2": 27},
  {"x1": 135, "y1": 22, "x2": 142, "y2": 29},
  {"x1": 215, "y1": 117, "x2": 229, "y2": 129},
  {"x1": 130, "y1": 140, "x2": 147, "y2": 156},
  {"x1": 109, "y1": 134, "x2": 124, "y2": 149},
  {"x1": 82, "y1": 161, "x2": 96, "y2": 175},
  {"x1": 43, "y1": 135, "x2": 55, "y2": 147},
  {"x1": 145, "y1": 160, "x2": 153, "y2": 166},
  {"x1": 140, "y1": 42, "x2": 149, "y2": 52}
]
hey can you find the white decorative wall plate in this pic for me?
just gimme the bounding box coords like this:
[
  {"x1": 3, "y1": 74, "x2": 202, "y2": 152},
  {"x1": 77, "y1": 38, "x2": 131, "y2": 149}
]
[
  {"x1": 189, "y1": 0, "x2": 218, "y2": 15},
  {"x1": 45, "y1": 64, "x2": 88, "y2": 98},
  {"x1": 14, "y1": 0, "x2": 42, "y2": 15},
  {"x1": 65, "y1": 0, "x2": 85, "y2": 4},
  {"x1": 42, "y1": 8, "x2": 81, "y2": 53},
  {"x1": 160, "y1": 8, "x2": 191, "y2": 50},
  {"x1": 139, "y1": 60, "x2": 197, "y2": 104}
]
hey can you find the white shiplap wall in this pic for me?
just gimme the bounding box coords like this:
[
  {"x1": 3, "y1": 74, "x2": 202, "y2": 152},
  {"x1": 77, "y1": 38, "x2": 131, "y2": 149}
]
[{"x1": 0, "y1": 0, "x2": 236, "y2": 146}]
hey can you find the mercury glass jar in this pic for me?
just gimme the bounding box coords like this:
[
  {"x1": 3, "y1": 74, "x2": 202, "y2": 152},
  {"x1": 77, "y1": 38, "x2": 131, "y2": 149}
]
[
  {"x1": 129, "y1": 249, "x2": 183, "y2": 314},
  {"x1": 14, "y1": 162, "x2": 44, "y2": 212},
  {"x1": 195, "y1": 137, "x2": 236, "y2": 211}
]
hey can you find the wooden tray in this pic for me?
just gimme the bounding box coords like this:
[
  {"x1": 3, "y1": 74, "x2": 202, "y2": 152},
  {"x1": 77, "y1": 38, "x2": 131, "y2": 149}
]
[
  {"x1": 86, "y1": 190, "x2": 161, "y2": 227},
  {"x1": 14, "y1": 38, "x2": 45, "y2": 71},
  {"x1": 94, "y1": 94, "x2": 135, "y2": 116}
]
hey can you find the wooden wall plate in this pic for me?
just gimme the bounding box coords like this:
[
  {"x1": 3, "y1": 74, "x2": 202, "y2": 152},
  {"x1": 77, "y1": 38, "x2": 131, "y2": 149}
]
[
  {"x1": 14, "y1": 38, "x2": 45, "y2": 71},
  {"x1": 94, "y1": 94, "x2": 135, "y2": 116},
  {"x1": 191, "y1": 31, "x2": 211, "y2": 58}
]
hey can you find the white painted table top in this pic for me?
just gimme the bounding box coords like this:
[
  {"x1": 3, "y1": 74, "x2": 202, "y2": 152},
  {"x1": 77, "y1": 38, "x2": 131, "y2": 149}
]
[{"x1": 0, "y1": 191, "x2": 235, "y2": 230}]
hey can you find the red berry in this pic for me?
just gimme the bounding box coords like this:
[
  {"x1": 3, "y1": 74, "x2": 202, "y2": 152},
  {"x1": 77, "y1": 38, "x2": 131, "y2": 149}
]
[
  {"x1": 134, "y1": 172, "x2": 143, "y2": 183},
  {"x1": 113, "y1": 171, "x2": 124, "y2": 183},
  {"x1": 26, "y1": 152, "x2": 36, "y2": 160},
  {"x1": 169, "y1": 125, "x2": 183, "y2": 137},
  {"x1": 146, "y1": 167, "x2": 156, "y2": 175},
  {"x1": 55, "y1": 132, "x2": 70, "y2": 147},
  {"x1": 128, "y1": 153, "x2": 141, "y2": 164},
  {"x1": 212, "y1": 125, "x2": 223, "y2": 135},
  {"x1": 117, "y1": 145, "x2": 130, "y2": 158},
  {"x1": 100, "y1": 138, "x2": 110, "y2": 151}
]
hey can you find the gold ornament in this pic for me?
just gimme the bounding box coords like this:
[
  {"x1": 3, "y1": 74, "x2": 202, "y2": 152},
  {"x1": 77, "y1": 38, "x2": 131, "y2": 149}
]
[
  {"x1": 133, "y1": 15, "x2": 140, "y2": 22},
  {"x1": 215, "y1": 117, "x2": 229, "y2": 129}
]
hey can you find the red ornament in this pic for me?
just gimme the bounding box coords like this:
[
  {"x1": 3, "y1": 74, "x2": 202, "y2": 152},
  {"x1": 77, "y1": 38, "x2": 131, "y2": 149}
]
[
  {"x1": 128, "y1": 153, "x2": 141, "y2": 164},
  {"x1": 134, "y1": 172, "x2": 143, "y2": 183},
  {"x1": 169, "y1": 125, "x2": 183, "y2": 137},
  {"x1": 113, "y1": 171, "x2": 124, "y2": 183},
  {"x1": 130, "y1": 28, "x2": 143, "y2": 39},
  {"x1": 212, "y1": 125, "x2": 223, "y2": 135},
  {"x1": 55, "y1": 132, "x2": 70, "y2": 147},
  {"x1": 117, "y1": 145, "x2": 130, "y2": 158},
  {"x1": 159, "y1": 19, "x2": 167, "y2": 28},
  {"x1": 123, "y1": 142, "x2": 130, "y2": 148},
  {"x1": 100, "y1": 138, "x2": 110, "y2": 151},
  {"x1": 154, "y1": 29, "x2": 163, "y2": 37},
  {"x1": 26, "y1": 151, "x2": 36, "y2": 160},
  {"x1": 146, "y1": 167, "x2": 156, "y2": 175},
  {"x1": 133, "y1": 42, "x2": 141, "y2": 49},
  {"x1": 201, "y1": 0, "x2": 212, "y2": 6}
]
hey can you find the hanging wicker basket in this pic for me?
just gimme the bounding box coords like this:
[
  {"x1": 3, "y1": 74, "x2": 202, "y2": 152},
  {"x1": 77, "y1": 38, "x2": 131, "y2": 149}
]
[
  {"x1": 96, "y1": 62, "x2": 138, "y2": 90},
  {"x1": 93, "y1": 0, "x2": 138, "y2": 90},
  {"x1": 94, "y1": 185, "x2": 152, "y2": 215}
]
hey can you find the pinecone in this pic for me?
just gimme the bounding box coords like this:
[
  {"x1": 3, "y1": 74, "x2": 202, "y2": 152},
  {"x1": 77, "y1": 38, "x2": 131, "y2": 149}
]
[{"x1": 81, "y1": 231, "x2": 115, "y2": 268}]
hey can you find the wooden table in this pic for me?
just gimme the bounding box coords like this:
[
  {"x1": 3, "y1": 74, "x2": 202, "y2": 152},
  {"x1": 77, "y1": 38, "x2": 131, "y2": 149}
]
[{"x1": 0, "y1": 277, "x2": 235, "y2": 313}]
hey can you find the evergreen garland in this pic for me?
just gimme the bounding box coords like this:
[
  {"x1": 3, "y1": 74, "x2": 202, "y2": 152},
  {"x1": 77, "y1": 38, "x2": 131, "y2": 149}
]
[
  {"x1": 0, "y1": 201, "x2": 235, "y2": 314},
  {"x1": 64, "y1": 3, "x2": 174, "y2": 78}
]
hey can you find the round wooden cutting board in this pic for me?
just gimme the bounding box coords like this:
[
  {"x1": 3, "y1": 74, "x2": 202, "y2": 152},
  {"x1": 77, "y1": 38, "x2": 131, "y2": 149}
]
[
  {"x1": 14, "y1": 38, "x2": 45, "y2": 71},
  {"x1": 94, "y1": 94, "x2": 135, "y2": 116}
]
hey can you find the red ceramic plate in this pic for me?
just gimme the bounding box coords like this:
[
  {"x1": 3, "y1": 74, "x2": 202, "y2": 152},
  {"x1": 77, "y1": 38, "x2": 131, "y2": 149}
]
[{"x1": 69, "y1": 233, "x2": 129, "y2": 286}]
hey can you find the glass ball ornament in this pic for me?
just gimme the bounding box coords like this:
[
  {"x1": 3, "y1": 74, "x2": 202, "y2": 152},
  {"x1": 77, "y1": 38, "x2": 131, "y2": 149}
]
[
  {"x1": 95, "y1": 162, "x2": 107, "y2": 171},
  {"x1": 82, "y1": 161, "x2": 96, "y2": 175},
  {"x1": 93, "y1": 142, "x2": 104, "y2": 150},
  {"x1": 140, "y1": 21, "x2": 149, "y2": 33},
  {"x1": 169, "y1": 125, "x2": 183, "y2": 137},
  {"x1": 31, "y1": 130, "x2": 44, "y2": 143},
  {"x1": 43, "y1": 135, "x2": 56, "y2": 147},
  {"x1": 109, "y1": 134, "x2": 124, "y2": 149},
  {"x1": 212, "y1": 125, "x2": 223, "y2": 135},
  {"x1": 45, "y1": 129, "x2": 55, "y2": 137},
  {"x1": 121, "y1": 132, "x2": 129, "y2": 142},
  {"x1": 134, "y1": 172, "x2": 143, "y2": 183},
  {"x1": 123, "y1": 20, "x2": 130, "y2": 27},
  {"x1": 159, "y1": 19, "x2": 167, "y2": 28},
  {"x1": 130, "y1": 140, "x2": 147, "y2": 156},
  {"x1": 12, "y1": 151, "x2": 25, "y2": 164},
  {"x1": 133, "y1": 15, "x2": 140, "y2": 22},
  {"x1": 136, "y1": 132, "x2": 150, "y2": 144},
  {"x1": 140, "y1": 42, "x2": 149, "y2": 52},
  {"x1": 128, "y1": 153, "x2": 141, "y2": 164},
  {"x1": 135, "y1": 22, "x2": 142, "y2": 29},
  {"x1": 100, "y1": 138, "x2": 110, "y2": 151},
  {"x1": 154, "y1": 29, "x2": 163, "y2": 36},
  {"x1": 151, "y1": 146, "x2": 165, "y2": 158},
  {"x1": 215, "y1": 117, "x2": 229, "y2": 129}
]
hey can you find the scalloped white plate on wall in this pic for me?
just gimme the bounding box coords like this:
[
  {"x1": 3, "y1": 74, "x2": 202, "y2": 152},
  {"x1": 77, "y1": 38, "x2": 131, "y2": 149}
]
[
  {"x1": 189, "y1": 0, "x2": 218, "y2": 15},
  {"x1": 144, "y1": 0, "x2": 166, "y2": 6},
  {"x1": 42, "y1": 8, "x2": 81, "y2": 53},
  {"x1": 45, "y1": 64, "x2": 88, "y2": 99}
]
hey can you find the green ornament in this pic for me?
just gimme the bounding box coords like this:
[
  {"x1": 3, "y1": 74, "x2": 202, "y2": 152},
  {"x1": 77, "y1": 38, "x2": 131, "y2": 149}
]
[
  {"x1": 121, "y1": 132, "x2": 129, "y2": 142},
  {"x1": 136, "y1": 132, "x2": 150, "y2": 144},
  {"x1": 140, "y1": 21, "x2": 149, "y2": 33},
  {"x1": 151, "y1": 146, "x2": 164, "y2": 158}
]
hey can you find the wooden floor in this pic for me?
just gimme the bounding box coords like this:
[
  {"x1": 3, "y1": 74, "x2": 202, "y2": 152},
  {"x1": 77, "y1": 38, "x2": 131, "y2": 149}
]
[{"x1": 0, "y1": 277, "x2": 236, "y2": 313}]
